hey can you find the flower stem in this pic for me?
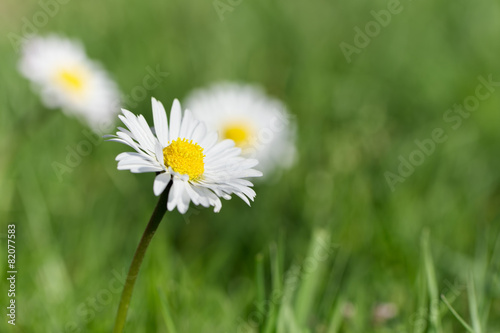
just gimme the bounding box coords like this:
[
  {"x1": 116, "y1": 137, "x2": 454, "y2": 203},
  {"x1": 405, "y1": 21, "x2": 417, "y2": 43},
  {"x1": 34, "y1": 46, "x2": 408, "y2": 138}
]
[{"x1": 113, "y1": 182, "x2": 172, "y2": 333}]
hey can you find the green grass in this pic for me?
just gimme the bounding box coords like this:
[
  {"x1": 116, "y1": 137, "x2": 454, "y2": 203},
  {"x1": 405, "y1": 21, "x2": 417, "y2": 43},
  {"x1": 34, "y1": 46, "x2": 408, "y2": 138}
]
[{"x1": 1, "y1": 0, "x2": 500, "y2": 332}]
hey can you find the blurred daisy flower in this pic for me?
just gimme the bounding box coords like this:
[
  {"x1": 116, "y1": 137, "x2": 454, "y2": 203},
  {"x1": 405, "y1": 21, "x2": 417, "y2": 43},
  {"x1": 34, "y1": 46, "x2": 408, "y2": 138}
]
[
  {"x1": 185, "y1": 82, "x2": 296, "y2": 176},
  {"x1": 18, "y1": 34, "x2": 120, "y2": 130},
  {"x1": 107, "y1": 97, "x2": 262, "y2": 213}
]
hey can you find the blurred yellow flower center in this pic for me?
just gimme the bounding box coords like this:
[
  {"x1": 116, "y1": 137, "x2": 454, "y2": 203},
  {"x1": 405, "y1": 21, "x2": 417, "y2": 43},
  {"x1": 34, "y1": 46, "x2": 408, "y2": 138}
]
[
  {"x1": 56, "y1": 68, "x2": 86, "y2": 93},
  {"x1": 223, "y1": 123, "x2": 251, "y2": 146},
  {"x1": 163, "y1": 138, "x2": 205, "y2": 180}
]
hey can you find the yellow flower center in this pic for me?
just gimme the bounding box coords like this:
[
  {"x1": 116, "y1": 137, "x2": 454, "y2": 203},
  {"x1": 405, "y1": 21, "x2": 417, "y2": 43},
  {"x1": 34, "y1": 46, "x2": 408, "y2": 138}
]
[
  {"x1": 222, "y1": 123, "x2": 251, "y2": 146},
  {"x1": 55, "y1": 67, "x2": 87, "y2": 94},
  {"x1": 163, "y1": 138, "x2": 205, "y2": 180}
]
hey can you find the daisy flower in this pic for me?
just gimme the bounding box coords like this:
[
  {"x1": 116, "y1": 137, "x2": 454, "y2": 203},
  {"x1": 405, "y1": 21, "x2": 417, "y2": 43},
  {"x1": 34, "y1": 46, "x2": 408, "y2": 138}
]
[
  {"x1": 185, "y1": 82, "x2": 296, "y2": 176},
  {"x1": 18, "y1": 34, "x2": 120, "y2": 130},
  {"x1": 107, "y1": 97, "x2": 262, "y2": 213}
]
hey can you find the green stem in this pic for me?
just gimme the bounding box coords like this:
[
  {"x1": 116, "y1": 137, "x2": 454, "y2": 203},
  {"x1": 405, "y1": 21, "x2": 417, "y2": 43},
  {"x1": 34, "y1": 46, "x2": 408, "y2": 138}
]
[{"x1": 113, "y1": 182, "x2": 172, "y2": 333}]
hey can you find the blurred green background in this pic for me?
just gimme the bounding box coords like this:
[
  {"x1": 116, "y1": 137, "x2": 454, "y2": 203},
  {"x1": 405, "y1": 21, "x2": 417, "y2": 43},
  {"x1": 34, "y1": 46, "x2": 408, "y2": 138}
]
[{"x1": 1, "y1": 0, "x2": 500, "y2": 332}]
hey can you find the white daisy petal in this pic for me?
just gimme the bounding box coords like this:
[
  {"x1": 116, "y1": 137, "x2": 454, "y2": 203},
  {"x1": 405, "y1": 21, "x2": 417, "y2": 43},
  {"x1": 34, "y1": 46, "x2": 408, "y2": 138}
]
[
  {"x1": 119, "y1": 111, "x2": 157, "y2": 154},
  {"x1": 213, "y1": 198, "x2": 223, "y2": 213},
  {"x1": 116, "y1": 152, "x2": 152, "y2": 164},
  {"x1": 179, "y1": 109, "x2": 194, "y2": 139},
  {"x1": 128, "y1": 166, "x2": 165, "y2": 173},
  {"x1": 234, "y1": 191, "x2": 251, "y2": 206},
  {"x1": 137, "y1": 115, "x2": 158, "y2": 150},
  {"x1": 169, "y1": 99, "x2": 182, "y2": 141},
  {"x1": 177, "y1": 182, "x2": 192, "y2": 214},
  {"x1": 199, "y1": 131, "x2": 219, "y2": 150},
  {"x1": 191, "y1": 122, "x2": 207, "y2": 144},
  {"x1": 113, "y1": 132, "x2": 146, "y2": 155},
  {"x1": 205, "y1": 139, "x2": 235, "y2": 156},
  {"x1": 236, "y1": 169, "x2": 263, "y2": 178},
  {"x1": 153, "y1": 173, "x2": 172, "y2": 196},
  {"x1": 152, "y1": 98, "x2": 169, "y2": 147},
  {"x1": 154, "y1": 141, "x2": 165, "y2": 169},
  {"x1": 184, "y1": 184, "x2": 209, "y2": 207},
  {"x1": 167, "y1": 178, "x2": 184, "y2": 212}
]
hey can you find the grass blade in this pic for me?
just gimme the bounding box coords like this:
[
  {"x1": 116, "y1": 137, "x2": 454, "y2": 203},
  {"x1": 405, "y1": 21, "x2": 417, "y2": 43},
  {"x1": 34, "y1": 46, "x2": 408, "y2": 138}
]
[
  {"x1": 294, "y1": 229, "x2": 331, "y2": 326},
  {"x1": 467, "y1": 273, "x2": 482, "y2": 333},
  {"x1": 421, "y1": 230, "x2": 442, "y2": 333},
  {"x1": 441, "y1": 295, "x2": 474, "y2": 333}
]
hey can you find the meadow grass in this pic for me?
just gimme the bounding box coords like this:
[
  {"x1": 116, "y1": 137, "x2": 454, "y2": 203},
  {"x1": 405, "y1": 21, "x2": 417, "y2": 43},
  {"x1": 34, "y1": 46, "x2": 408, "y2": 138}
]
[{"x1": 1, "y1": 0, "x2": 500, "y2": 332}]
